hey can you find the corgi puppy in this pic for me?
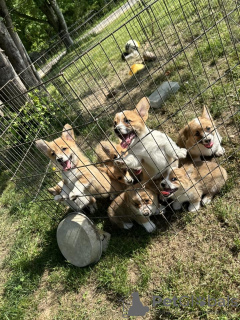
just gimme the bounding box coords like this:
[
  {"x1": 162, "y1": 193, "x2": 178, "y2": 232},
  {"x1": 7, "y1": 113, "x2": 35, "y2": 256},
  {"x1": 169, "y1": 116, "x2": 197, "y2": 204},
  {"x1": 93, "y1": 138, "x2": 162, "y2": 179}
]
[
  {"x1": 36, "y1": 124, "x2": 125, "y2": 210},
  {"x1": 113, "y1": 97, "x2": 187, "y2": 179},
  {"x1": 159, "y1": 162, "x2": 227, "y2": 212},
  {"x1": 48, "y1": 181, "x2": 97, "y2": 213},
  {"x1": 95, "y1": 140, "x2": 126, "y2": 162},
  {"x1": 108, "y1": 184, "x2": 161, "y2": 232},
  {"x1": 95, "y1": 140, "x2": 134, "y2": 185},
  {"x1": 177, "y1": 106, "x2": 225, "y2": 161}
]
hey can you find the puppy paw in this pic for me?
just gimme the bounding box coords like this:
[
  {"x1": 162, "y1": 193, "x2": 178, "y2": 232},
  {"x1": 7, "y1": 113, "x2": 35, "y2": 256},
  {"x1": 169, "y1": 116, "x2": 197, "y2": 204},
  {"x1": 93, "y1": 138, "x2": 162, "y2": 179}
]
[
  {"x1": 69, "y1": 190, "x2": 85, "y2": 201},
  {"x1": 142, "y1": 221, "x2": 156, "y2": 233},
  {"x1": 123, "y1": 222, "x2": 134, "y2": 230},
  {"x1": 188, "y1": 202, "x2": 200, "y2": 212},
  {"x1": 155, "y1": 205, "x2": 166, "y2": 215},
  {"x1": 172, "y1": 201, "x2": 182, "y2": 210},
  {"x1": 202, "y1": 196, "x2": 212, "y2": 206},
  {"x1": 215, "y1": 147, "x2": 225, "y2": 157},
  {"x1": 176, "y1": 147, "x2": 187, "y2": 159}
]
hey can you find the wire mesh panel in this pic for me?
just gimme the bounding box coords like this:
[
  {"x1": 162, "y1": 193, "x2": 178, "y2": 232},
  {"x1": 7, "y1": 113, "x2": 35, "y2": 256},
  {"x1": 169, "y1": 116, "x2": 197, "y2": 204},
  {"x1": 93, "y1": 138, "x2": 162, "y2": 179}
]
[{"x1": 0, "y1": 0, "x2": 239, "y2": 235}]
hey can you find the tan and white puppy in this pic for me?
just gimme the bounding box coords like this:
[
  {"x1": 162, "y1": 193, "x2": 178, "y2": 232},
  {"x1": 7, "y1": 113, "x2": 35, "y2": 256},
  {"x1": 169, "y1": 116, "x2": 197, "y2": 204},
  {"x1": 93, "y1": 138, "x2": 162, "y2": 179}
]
[
  {"x1": 177, "y1": 106, "x2": 225, "y2": 161},
  {"x1": 95, "y1": 140, "x2": 134, "y2": 185},
  {"x1": 113, "y1": 97, "x2": 187, "y2": 179},
  {"x1": 36, "y1": 124, "x2": 125, "y2": 211},
  {"x1": 159, "y1": 162, "x2": 227, "y2": 212},
  {"x1": 48, "y1": 180, "x2": 97, "y2": 213},
  {"x1": 108, "y1": 184, "x2": 161, "y2": 232},
  {"x1": 95, "y1": 140, "x2": 126, "y2": 162}
]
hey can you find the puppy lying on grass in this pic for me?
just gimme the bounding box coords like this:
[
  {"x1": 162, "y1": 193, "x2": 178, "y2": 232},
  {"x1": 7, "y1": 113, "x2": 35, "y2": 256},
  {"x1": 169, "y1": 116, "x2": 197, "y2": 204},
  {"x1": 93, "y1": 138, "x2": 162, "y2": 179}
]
[
  {"x1": 160, "y1": 161, "x2": 227, "y2": 212},
  {"x1": 108, "y1": 183, "x2": 164, "y2": 233}
]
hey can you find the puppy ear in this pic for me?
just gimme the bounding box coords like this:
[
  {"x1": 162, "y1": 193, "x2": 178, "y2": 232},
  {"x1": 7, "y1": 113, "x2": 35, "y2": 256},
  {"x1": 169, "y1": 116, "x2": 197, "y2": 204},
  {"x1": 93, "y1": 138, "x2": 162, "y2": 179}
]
[
  {"x1": 177, "y1": 125, "x2": 189, "y2": 147},
  {"x1": 134, "y1": 97, "x2": 150, "y2": 121},
  {"x1": 62, "y1": 124, "x2": 75, "y2": 141},
  {"x1": 101, "y1": 143, "x2": 113, "y2": 158},
  {"x1": 202, "y1": 106, "x2": 213, "y2": 121},
  {"x1": 35, "y1": 139, "x2": 50, "y2": 155}
]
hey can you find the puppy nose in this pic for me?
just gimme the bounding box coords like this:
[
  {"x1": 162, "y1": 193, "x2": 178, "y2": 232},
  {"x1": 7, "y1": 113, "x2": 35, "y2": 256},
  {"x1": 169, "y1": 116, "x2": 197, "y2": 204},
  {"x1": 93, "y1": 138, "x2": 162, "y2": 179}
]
[
  {"x1": 204, "y1": 139, "x2": 211, "y2": 143},
  {"x1": 161, "y1": 181, "x2": 166, "y2": 188},
  {"x1": 57, "y1": 157, "x2": 63, "y2": 163}
]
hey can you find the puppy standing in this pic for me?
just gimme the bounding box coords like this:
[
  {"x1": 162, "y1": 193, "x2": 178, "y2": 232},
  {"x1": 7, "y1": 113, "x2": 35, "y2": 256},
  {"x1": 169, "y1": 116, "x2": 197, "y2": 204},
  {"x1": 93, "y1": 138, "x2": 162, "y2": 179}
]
[
  {"x1": 108, "y1": 184, "x2": 160, "y2": 233},
  {"x1": 177, "y1": 106, "x2": 225, "y2": 161},
  {"x1": 160, "y1": 162, "x2": 227, "y2": 212},
  {"x1": 36, "y1": 124, "x2": 126, "y2": 210},
  {"x1": 114, "y1": 97, "x2": 187, "y2": 180},
  {"x1": 48, "y1": 180, "x2": 97, "y2": 213}
]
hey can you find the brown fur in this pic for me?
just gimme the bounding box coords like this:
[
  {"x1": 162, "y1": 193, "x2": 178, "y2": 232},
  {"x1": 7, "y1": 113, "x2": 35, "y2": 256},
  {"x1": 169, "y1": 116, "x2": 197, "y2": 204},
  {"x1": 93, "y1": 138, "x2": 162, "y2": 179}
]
[
  {"x1": 160, "y1": 161, "x2": 227, "y2": 211},
  {"x1": 95, "y1": 140, "x2": 126, "y2": 162},
  {"x1": 178, "y1": 107, "x2": 214, "y2": 149},
  {"x1": 177, "y1": 106, "x2": 224, "y2": 160},
  {"x1": 95, "y1": 140, "x2": 133, "y2": 185},
  {"x1": 108, "y1": 184, "x2": 159, "y2": 232},
  {"x1": 113, "y1": 97, "x2": 150, "y2": 137},
  {"x1": 36, "y1": 125, "x2": 125, "y2": 209}
]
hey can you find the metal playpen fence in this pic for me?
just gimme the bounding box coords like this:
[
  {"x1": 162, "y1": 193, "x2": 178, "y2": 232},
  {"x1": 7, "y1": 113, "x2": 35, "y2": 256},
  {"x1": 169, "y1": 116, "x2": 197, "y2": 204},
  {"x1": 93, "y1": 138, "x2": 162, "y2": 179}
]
[{"x1": 0, "y1": 0, "x2": 239, "y2": 238}]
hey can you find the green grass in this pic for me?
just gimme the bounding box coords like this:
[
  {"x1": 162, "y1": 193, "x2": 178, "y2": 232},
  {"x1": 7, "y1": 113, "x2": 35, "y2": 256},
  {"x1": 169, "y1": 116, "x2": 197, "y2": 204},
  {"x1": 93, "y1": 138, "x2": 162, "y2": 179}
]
[{"x1": 1, "y1": 0, "x2": 240, "y2": 319}]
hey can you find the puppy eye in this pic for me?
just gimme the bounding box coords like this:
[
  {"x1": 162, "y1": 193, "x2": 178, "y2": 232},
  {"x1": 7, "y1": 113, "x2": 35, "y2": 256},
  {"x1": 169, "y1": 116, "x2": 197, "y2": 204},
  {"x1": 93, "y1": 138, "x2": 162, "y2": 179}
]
[
  {"x1": 122, "y1": 169, "x2": 127, "y2": 174},
  {"x1": 171, "y1": 177, "x2": 178, "y2": 181},
  {"x1": 62, "y1": 147, "x2": 67, "y2": 151},
  {"x1": 113, "y1": 155, "x2": 118, "y2": 159},
  {"x1": 124, "y1": 118, "x2": 131, "y2": 124},
  {"x1": 51, "y1": 152, "x2": 55, "y2": 156},
  {"x1": 206, "y1": 127, "x2": 211, "y2": 131},
  {"x1": 145, "y1": 199, "x2": 150, "y2": 204},
  {"x1": 195, "y1": 131, "x2": 200, "y2": 137},
  {"x1": 118, "y1": 177, "x2": 122, "y2": 181}
]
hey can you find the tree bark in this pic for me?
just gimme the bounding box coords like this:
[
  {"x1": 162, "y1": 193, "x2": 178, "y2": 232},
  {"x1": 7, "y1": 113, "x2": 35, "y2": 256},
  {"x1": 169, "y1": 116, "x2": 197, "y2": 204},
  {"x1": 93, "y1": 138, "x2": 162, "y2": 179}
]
[
  {"x1": 49, "y1": 0, "x2": 73, "y2": 48},
  {"x1": 0, "y1": 21, "x2": 40, "y2": 88},
  {"x1": 0, "y1": 49, "x2": 28, "y2": 108},
  {"x1": 0, "y1": 0, "x2": 41, "y2": 86},
  {"x1": 33, "y1": 0, "x2": 73, "y2": 49}
]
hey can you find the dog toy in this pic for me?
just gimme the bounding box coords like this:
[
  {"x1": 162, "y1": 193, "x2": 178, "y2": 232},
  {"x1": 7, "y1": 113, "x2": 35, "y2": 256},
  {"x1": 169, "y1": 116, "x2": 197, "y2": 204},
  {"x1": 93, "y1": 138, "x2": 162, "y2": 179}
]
[{"x1": 129, "y1": 64, "x2": 145, "y2": 75}]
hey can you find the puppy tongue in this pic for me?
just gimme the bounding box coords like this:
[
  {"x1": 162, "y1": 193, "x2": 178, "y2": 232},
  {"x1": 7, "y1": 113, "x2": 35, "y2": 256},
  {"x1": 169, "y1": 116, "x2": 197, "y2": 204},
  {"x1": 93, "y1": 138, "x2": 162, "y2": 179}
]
[
  {"x1": 134, "y1": 168, "x2": 142, "y2": 175},
  {"x1": 120, "y1": 132, "x2": 135, "y2": 148},
  {"x1": 204, "y1": 141, "x2": 213, "y2": 148},
  {"x1": 160, "y1": 191, "x2": 171, "y2": 196},
  {"x1": 62, "y1": 160, "x2": 71, "y2": 171},
  {"x1": 120, "y1": 139, "x2": 129, "y2": 149}
]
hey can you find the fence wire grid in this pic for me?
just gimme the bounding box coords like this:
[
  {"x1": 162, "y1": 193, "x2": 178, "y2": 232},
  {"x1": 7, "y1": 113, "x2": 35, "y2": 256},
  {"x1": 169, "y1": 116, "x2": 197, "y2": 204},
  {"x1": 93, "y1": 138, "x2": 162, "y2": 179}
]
[{"x1": 0, "y1": 0, "x2": 239, "y2": 234}]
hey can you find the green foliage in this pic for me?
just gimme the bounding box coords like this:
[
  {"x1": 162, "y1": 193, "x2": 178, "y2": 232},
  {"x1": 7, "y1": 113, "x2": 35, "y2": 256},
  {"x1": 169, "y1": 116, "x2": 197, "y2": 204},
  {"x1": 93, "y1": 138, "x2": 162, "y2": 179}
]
[
  {"x1": 7, "y1": 0, "x2": 124, "y2": 52},
  {"x1": 5, "y1": 92, "x2": 60, "y2": 144}
]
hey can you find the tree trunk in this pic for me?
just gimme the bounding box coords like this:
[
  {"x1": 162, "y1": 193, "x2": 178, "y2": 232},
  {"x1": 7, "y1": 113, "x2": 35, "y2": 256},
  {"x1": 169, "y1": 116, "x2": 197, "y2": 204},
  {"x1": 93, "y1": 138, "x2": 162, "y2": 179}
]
[
  {"x1": 0, "y1": 21, "x2": 39, "y2": 89},
  {"x1": 34, "y1": 0, "x2": 73, "y2": 49},
  {"x1": 49, "y1": 0, "x2": 73, "y2": 48},
  {"x1": 0, "y1": 0, "x2": 41, "y2": 86},
  {"x1": 0, "y1": 49, "x2": 28, "y2": 108}
]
